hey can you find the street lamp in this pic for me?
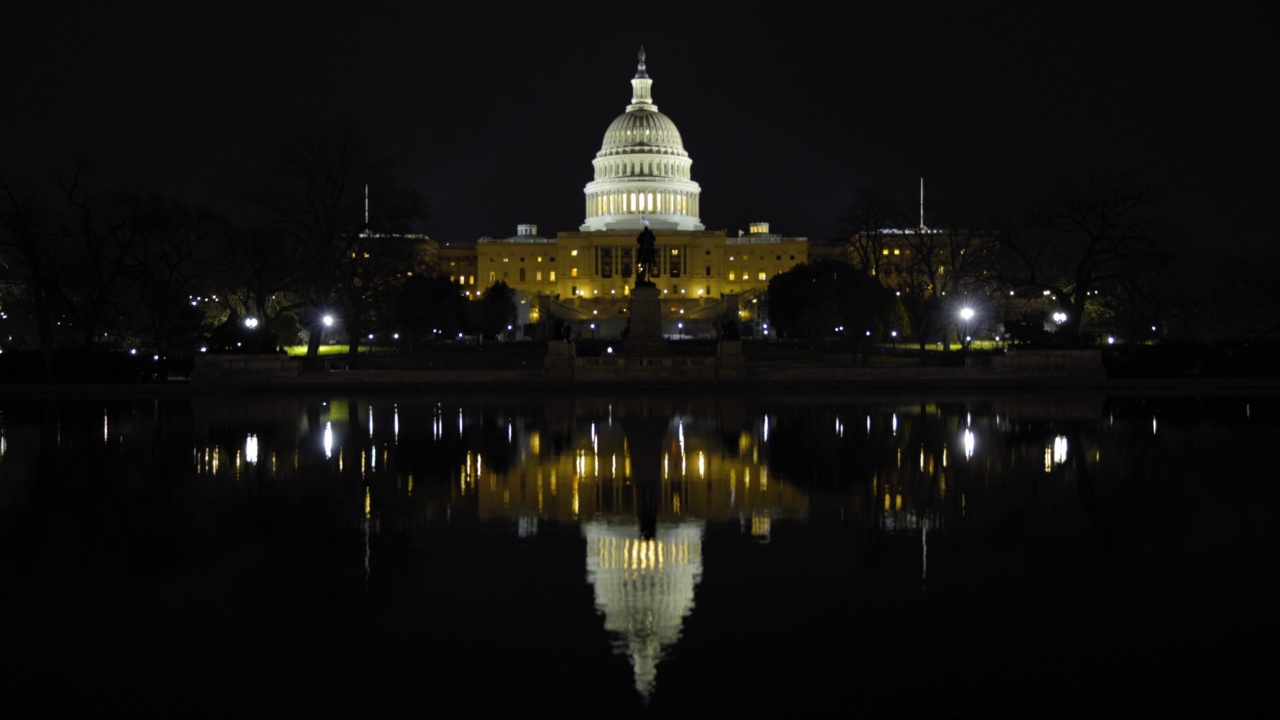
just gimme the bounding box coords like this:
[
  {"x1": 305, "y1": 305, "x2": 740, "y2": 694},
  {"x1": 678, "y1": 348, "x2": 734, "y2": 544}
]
[{"x1": 959, "y1": 307, "x2": 975, "y2": 350}]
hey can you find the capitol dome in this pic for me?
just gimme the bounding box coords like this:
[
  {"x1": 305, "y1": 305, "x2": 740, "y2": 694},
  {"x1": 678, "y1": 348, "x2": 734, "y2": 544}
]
[{"x1": 581, "y1": 47, "x2": 704, "y2": 232}]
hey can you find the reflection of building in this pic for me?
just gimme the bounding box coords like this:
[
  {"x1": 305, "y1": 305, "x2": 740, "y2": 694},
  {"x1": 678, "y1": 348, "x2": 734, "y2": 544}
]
[
  {"x1": 584, "y1": 519, "x2": 703, "y2": 702},
  {"x1": 467, "y1": 415, "x2": 809, "y2": 528},
  {"x1": 443, "y1": 48, "x2": 808, "y2": 332}
]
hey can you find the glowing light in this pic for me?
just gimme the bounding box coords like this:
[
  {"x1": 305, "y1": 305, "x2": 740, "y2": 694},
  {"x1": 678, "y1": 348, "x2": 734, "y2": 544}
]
[
  {"x1": 245, "y1": 434, "x2": 259, "y2": 464},
  {"x1": 323, "y1": 315, "x2": 334, "y2": 327},
  {"x1": 244, "y1": 317, "x2": 259, "y2": 329},
  {"x1": 1054, "y1": 435, "x2": 1068, "y2": 465},
  {"x1": 959, "y1": 307, "x2": 975, "y2": 321},
  {"x1": 324, "y1": 422, "x2": 333, "y2": 458},
  {"x1": 963, "y1": 429, "x2": 975, "y2": 459}
]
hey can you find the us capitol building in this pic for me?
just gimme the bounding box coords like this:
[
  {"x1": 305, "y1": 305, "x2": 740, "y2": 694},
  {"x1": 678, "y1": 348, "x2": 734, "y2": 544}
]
[{"x1": 439, "y1": 47, "x2": 809, "y2": 337}]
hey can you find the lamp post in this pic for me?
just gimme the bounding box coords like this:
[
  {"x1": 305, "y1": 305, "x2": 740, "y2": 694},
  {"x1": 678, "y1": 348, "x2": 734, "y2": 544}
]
[{"x1": 959, "y1": 307, "x2": 975, "y2": 351}]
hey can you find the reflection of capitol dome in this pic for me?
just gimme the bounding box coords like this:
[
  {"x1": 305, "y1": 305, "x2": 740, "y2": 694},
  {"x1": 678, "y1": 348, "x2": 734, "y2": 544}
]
[
  {"x1": 583, "y1": 519, "x2": 705, "y2": 703},
  {"x1": 580, "y1": 46, "x2": 705, "y2": 232}
]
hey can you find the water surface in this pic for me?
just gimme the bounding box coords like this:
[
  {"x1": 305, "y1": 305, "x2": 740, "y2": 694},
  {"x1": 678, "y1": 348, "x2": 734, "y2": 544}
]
[{"x1": 1, "y1": 390, "x2": 1273, "y2": 717}]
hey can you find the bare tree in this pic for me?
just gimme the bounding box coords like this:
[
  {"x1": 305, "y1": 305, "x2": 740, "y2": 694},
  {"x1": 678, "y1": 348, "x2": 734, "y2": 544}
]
[
  {"x1": 995, "y1": 172, "x2": 1174, "y2": 342},
  {"x1": 245, "y1": 125, "x2": 429, "y2": 364},
  {"x1": 0, "y1": 175, "x2": 73, "y2": 377},
  {"x1": 899, "y1": 222, "x2": 999, "y2": 352}
]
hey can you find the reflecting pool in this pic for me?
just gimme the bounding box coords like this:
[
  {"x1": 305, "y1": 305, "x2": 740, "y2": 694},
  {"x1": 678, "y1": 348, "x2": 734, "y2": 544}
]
[{"x1": 0, "y1": 391, "x2": 1274, "y2": 717}]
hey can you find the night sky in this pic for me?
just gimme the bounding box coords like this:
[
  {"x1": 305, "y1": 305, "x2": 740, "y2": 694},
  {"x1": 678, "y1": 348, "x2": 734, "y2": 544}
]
[{"x1": 5, "y1": 2, "x2": 1276, "y2": 253}]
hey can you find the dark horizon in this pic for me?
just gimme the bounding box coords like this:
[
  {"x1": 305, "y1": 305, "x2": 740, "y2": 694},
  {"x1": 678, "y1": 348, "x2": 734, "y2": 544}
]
[{"x1": 4, "y1": 3, "x2": 1276, "y2": 252}]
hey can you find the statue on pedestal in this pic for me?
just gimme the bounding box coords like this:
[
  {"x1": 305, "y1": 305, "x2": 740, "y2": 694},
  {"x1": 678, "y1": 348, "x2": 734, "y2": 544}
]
[{"x1": 635, "y1": 225, "x2": 657, "y2": 287}]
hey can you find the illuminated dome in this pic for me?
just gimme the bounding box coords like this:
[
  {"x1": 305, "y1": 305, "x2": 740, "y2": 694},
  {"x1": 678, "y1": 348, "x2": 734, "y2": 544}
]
[{"x1": 581, "y1": 47, "x2": 704, "y2": 232}]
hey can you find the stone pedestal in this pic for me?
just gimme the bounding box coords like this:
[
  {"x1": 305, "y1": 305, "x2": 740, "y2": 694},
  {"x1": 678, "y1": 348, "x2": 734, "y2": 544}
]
[{"x1": 626, "y1": 284, "x2": 667, "y2": 356}]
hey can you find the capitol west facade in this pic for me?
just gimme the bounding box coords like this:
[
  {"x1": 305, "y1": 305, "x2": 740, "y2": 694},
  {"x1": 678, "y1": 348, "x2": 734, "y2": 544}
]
[{"x1": 441, "y1": 48, "x2": 808, "y2": 337}]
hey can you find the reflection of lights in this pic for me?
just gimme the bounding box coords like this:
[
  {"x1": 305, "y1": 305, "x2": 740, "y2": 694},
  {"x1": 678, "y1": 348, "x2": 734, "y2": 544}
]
[
  {"x1": 324, "y1": 422, "x2": 333, "y2": 459},
  {"x1": 762, "y1": 416, "x2": 769, "y2": 442},
  {"x1": 245, "y1": 434, "x2": 259, "y2": 464},
  {"x1": 835, "y1": 416, "x2": 844, "y2": 437},
  {"x1": 1045, "y1": 435, "x2": 1068, "y2": 471},
  {"x1": 963, "y1": 429, "x2": 975, "y2": 459},
  {"x1": 892, "y1": 413, "x2": 898, "y2": 436},
  {"x1": 1152, "y1": 416, "x2": 1158, "y2": 435}
]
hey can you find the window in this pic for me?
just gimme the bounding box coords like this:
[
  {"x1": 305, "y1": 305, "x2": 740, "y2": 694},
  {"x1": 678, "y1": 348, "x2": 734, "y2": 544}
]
[
  {"x1": 519, "y1": 268, "x2": 526, "y2": 281},
  {"x1": 571, "y1": 267, "x2": 578, "y2": 278},
  {"x1": 705, "y1": 265, "x2": 711, "y2": 276},
  {"x1": 549, "y1": 271, "x2": 557, "y2": 282},
  {"x1": 536, "y1": 271, "x2": 543, "y2": 282},
  {"x1": 758, "y1": 272, "x2": 767, "y2": 281},
  {"x1": 729, "y1": 271, "x2": 736, "y2": 281}
]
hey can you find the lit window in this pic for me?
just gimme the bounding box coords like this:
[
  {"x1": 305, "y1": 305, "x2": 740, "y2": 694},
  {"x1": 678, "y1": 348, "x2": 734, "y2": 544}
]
[
  {"x1": 758, "y1": 272, "x2": 766, "y2": 281},
  {"x1": 571, "y1": 268, "x2": 578, "y2": 278},
  {"x1": 729, "y1": 271, "x2": 736, "y2": 281},
  {"x1": 571, "y1": 249, "x2": 578, "y2": 257},
  {"x1": 549, "y1": 271, "x2": 556, "y2": 282}
]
